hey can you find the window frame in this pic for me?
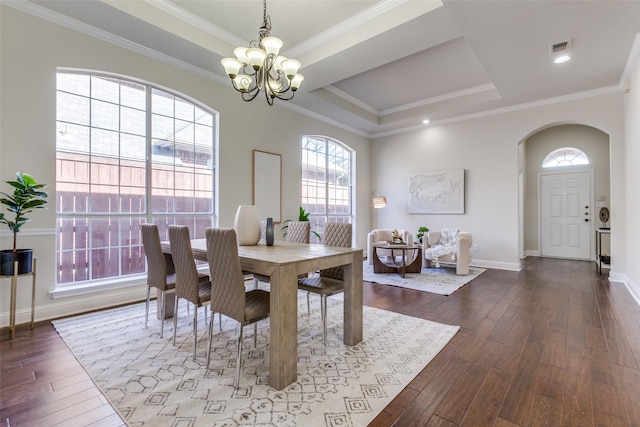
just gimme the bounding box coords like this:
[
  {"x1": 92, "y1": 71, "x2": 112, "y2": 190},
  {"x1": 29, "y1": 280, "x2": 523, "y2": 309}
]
[
  {"x1": 542, "y1": 147, "x2": 590, "y2": 168},
  {"x1": 301, "y1": 135, "x2": 354, "y2": 243},
  {"x1": 55, "y1": 70, "x2": 218, "y2": 287}
]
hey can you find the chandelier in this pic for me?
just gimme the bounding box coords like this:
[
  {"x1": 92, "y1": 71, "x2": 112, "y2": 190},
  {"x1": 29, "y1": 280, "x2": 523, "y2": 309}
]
[{"x1": 220, "y1": 0, "x2": 304, "y2": 105}]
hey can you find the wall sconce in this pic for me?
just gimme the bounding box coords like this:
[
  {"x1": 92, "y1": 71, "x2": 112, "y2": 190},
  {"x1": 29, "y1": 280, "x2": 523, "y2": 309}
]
[{"x1": 372, "y1": 191, "x2": 387, "y2": 209}]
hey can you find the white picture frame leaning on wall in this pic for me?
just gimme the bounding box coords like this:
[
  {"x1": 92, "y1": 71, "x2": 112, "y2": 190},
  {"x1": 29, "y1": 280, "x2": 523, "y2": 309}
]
[
  {"x1": 252, "y1": 149, "x2": 282, "y2": 223},
  {"x1": 408, "y1": 169, "x2": 465, "y2": 214}
]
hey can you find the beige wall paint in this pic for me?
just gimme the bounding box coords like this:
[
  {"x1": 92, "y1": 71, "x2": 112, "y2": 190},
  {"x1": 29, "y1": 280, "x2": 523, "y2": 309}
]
[
  {"x1": 0, "y1": 6, "x2": 370, "y2": 323},
  {"x1": 623, "y1": 51, "x2": 640, "y2": 303},
  {"x1": 523, "y1": 124, "x2": 610, "y2": 255},
  {"x1": 372, "y1": 93, "x2": 626, "y2": 273}
]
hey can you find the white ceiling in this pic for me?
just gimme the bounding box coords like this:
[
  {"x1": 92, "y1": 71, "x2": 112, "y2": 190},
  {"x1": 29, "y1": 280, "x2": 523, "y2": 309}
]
[{"x1": 18, "y1": 0, "x2": 640, "y2": 137}]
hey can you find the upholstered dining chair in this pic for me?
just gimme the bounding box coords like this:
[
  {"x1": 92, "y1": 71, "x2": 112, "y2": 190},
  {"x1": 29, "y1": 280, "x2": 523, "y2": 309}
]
[
  {"x1": 297, "y1": 222, "x2": 352, "y2": 345},
  {"x1": 204, "y1": 227, "x2": 270, "y2": 389},
  {"x1": 286, "y1": 221, "x2": 311, "y2": 244},
  {"x1": 141, "y1": 223, "x2": 177, "y2": 339},
  {"x1": 168, "y1": 225, "x2": 212, "y2": 359}
]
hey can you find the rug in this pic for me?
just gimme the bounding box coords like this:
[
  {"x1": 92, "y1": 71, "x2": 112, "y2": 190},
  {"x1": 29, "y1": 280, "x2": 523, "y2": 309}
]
[
  {"x1": 53, "y1": 293, "x2": 458, "y2": 427},
  {"x1": 363, "y1": 262, "x2": 486, "y2": 295}
]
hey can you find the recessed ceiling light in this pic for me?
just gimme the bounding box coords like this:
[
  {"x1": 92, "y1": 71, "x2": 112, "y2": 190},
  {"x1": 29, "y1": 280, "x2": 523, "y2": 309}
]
[
  {"x1": 422, "y1": 119, "x2": 430, "y2": 124},
  {"x1": 554, "y1": 54, "x2": 571, "y2": 64}
]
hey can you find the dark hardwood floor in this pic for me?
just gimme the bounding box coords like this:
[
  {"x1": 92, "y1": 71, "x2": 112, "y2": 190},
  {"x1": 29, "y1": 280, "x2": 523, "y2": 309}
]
[{"x1": 2, "y1": 257, "x2": 639, "y2": 426}]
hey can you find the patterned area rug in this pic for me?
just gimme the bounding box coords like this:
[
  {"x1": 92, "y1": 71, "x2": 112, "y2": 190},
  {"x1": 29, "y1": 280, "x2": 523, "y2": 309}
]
[
  {"x1": 53, "y1": 294, "x2": 458, "y2": 427},
  {"x1": 363, "y1": 262, "x2": 486, "y2": 295}
]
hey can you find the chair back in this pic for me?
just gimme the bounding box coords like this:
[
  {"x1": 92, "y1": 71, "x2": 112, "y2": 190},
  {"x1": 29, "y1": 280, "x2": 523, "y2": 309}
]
[
  {"x1": 168, "y1": 225, "x2": 200, "y2": 304},
  {"x1": 141, "y1": 223, "x2": 174, "y2": 290},
  {"x1": 320, "y1": 222, "x2": 352, "y2": 280},
  {"x1": 205, "y1": 228, "x2": 247, "y2": 324},
  {"x1": 286, "y1": 221, "x2": 310, "y2": 243}
]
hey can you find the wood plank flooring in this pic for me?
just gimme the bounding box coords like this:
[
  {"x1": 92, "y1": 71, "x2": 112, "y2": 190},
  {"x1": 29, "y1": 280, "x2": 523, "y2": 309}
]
[{"x1": 2, "y1": 257, "x2": 639, "y2": 426}]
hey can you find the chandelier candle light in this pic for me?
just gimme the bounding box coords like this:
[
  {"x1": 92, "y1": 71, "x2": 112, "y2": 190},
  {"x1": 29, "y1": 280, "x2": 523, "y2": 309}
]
[{"x1": 221, "y1": 0, "x2": 304, "y2": 105}]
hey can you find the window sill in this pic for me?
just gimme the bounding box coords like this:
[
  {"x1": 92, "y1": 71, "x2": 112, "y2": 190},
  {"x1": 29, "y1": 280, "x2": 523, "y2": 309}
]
[
  {"x1": 48, "y1": 265, "x2": 210, "y2": 299},
  {"x1": 49, "y1": 274, "x2": 147, "y2": 299}
]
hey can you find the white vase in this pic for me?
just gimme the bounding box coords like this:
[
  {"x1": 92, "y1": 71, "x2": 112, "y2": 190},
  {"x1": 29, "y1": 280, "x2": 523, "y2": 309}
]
[{"x1": 233, "y1": 205, "x2": 261, "y2": 246}]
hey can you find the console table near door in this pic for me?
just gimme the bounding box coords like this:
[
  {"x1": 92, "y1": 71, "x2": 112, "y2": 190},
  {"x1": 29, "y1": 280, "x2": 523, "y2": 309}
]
[
  {"x1": 595, "y1": 228, "x2": 611, "y2": 275},
  {"x1": 1, "y1": 259, "x2": 36, "y2": 339}
]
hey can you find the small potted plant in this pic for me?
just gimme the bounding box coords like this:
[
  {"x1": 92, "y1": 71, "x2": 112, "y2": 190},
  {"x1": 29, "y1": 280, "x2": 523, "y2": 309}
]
[
  {"x1": 416, "y1": 226, "x2": 429, "y2": 243},
  {"x1": 0, "y1": 173, "x2": 48, "y2": 275}
]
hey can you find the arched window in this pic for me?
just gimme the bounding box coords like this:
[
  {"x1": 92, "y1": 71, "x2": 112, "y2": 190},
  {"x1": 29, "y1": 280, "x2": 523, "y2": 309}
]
[
  {"x1": 56, "y1": 71, "x2": 217, "y2": 286},
  {"x1": 301, "y1": 136, "x2": 353, "y2": 243},
  {"x1": 542, "y1": 147, "x2": 589, "y2": 168}
]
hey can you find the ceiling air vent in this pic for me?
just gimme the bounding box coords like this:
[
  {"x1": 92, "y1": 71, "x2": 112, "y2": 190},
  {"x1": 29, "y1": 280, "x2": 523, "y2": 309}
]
[{"x1": 550, "y1": 39, "x2": 572, "y2": 63}]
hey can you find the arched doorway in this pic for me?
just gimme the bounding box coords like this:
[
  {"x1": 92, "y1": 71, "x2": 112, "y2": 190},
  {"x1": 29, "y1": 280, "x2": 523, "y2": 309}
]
[{"x1": 520, "y1": 124, "x2": 610, "y2": 260}]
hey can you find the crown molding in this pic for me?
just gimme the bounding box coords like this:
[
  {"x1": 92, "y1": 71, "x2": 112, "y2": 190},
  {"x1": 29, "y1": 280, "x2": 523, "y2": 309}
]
[
  {"x1": 3, "y1": 0, "x2": 229, "y2": 86},
  {"x1": 371, "y1": 84, "x2": 624, "y2": 139},
  {"x1": 145, "y1": 0, "x2": 246, "y2": 47}
]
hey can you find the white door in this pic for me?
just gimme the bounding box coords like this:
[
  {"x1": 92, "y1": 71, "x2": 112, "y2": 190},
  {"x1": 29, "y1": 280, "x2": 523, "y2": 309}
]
[{"x1": 540, "y1": 172, "x2": 591, "y2": 259}]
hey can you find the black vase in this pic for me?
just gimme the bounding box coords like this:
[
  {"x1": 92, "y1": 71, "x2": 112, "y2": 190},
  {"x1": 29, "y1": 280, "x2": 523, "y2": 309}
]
[
  {"x1": 266, "y1": 217, "x2": 274, "y2": 246},
  {"x1": 0, "y1": 249, "x2": 33, "y2": 276}
]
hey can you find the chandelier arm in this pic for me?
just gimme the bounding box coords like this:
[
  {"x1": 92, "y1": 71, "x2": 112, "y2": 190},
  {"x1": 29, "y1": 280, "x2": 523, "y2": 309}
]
[{"x1": 242, "y1": 90, "x2": 261, "y2": 103}]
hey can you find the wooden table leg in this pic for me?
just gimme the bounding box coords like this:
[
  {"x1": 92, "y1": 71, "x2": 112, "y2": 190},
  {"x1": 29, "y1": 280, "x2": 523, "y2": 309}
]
[
  {"x1": 268, "y1": 264, "x2": 298, "y2": 390},
  {"x1": 343, "y1": 251, "x2": 363, "y2": 346}
]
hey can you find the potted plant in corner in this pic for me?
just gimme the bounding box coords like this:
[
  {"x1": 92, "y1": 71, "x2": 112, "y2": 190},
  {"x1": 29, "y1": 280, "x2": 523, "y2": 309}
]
[{"x1": 0, "y1": 173, "x2": 48, "y2": 276}]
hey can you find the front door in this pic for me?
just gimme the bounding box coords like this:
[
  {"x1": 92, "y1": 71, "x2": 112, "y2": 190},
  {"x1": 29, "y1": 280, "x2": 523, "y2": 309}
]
[{"x1": 540, "y1": 171, "x2": 592, "y2": 259}]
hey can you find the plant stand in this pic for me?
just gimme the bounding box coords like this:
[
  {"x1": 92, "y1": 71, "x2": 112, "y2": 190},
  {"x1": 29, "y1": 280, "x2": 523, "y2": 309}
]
[{"x1": 1, "y1": 259, "x2": 36, "y2": 339}]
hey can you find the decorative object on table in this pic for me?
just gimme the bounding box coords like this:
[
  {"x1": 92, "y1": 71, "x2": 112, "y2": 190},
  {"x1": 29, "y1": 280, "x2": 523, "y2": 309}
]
[
  {"x1": 416, "y1": 226, "x2": 429, "y2": 243},
  {"x1": 599, "y1": 206, "x2": 610, "y2": 229},
  {"x1": 390, "y1": 229, "x2": 406, "y2": 245},
  {"x1": 408, "y1": 169, "x2": 465, "y2": 214},
  {"x1": 265, "y1": 217, "x2": 274, "y2": 246},
  {"x1": 282, "y1": 206, "x2": 321, "y2": 241},
  {"x1": 0, "y1": 173, "x2": 48, "y2": 275},
  {"x1": 233, "y1": 205, "x2": 261, "y2": 246},
  {"x1": 220, "y1": 0, "x2": 304, "y2": 105}
]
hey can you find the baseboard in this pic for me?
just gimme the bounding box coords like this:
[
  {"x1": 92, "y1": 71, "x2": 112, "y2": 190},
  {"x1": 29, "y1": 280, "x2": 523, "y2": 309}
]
[
  {"x1": 470, "y1": 259, "x2": 521, "y2": 271},
  {"x1": 0, "y1": 284, "x2": 148, "y2": 327},
  {"x1": 523, "y1": 249, "x2": 540, "y2": 257},
  {"x1": 609, "y1": 271, "x2": 640, "y2": 308}
]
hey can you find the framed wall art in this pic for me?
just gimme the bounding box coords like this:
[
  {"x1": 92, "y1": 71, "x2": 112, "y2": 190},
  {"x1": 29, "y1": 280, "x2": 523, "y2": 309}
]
[
  {"x1": 408, "y1": 169, "x2": 465, "y2": 214},
  {"x1": 252, "y1": 149, "x2": 282, "y2": 222}
]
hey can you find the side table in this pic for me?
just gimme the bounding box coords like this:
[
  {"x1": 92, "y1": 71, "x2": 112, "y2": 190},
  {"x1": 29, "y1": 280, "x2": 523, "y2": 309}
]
[
  {"x1": 372, "y1": 243, "x2": 422, "y2": 278},
  {"x1": 1, "y1": 259, "x2": 36, "y2": 339}
]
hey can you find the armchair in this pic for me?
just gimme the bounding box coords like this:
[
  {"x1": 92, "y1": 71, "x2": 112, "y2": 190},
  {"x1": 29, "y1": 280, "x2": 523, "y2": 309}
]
[
  {"x1": 367, "y1": 229, "x2": 413, "y2": 265},
  {"x1": 422, "y1": 228, "x2": 472, "y2": 275}
]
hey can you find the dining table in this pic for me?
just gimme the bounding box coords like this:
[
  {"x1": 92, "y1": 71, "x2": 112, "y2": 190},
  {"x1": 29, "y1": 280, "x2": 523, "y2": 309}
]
[{"x1": 162, "y1": 239, "x2": 363, "y2": 390}]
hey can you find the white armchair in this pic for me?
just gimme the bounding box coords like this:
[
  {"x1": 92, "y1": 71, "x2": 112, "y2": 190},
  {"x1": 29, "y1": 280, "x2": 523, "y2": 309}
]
[
  {"x1": 422, "y1": 229, "x2": 472, "y2": 275},
  {"x1": 367, "y1": 229, "x2": 413, "y2": 265}
]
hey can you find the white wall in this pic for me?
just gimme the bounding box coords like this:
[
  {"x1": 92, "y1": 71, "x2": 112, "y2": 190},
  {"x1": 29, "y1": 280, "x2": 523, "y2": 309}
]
[
  {"x1": 372, "y1": 93, "x2": 627, "y2": 273},
  {"x1": 0, "y1": 6, "x2": 371, "y2": 324},
  {"x1": 623, "y1": 51, "x2": 640, "y2": 304}
]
